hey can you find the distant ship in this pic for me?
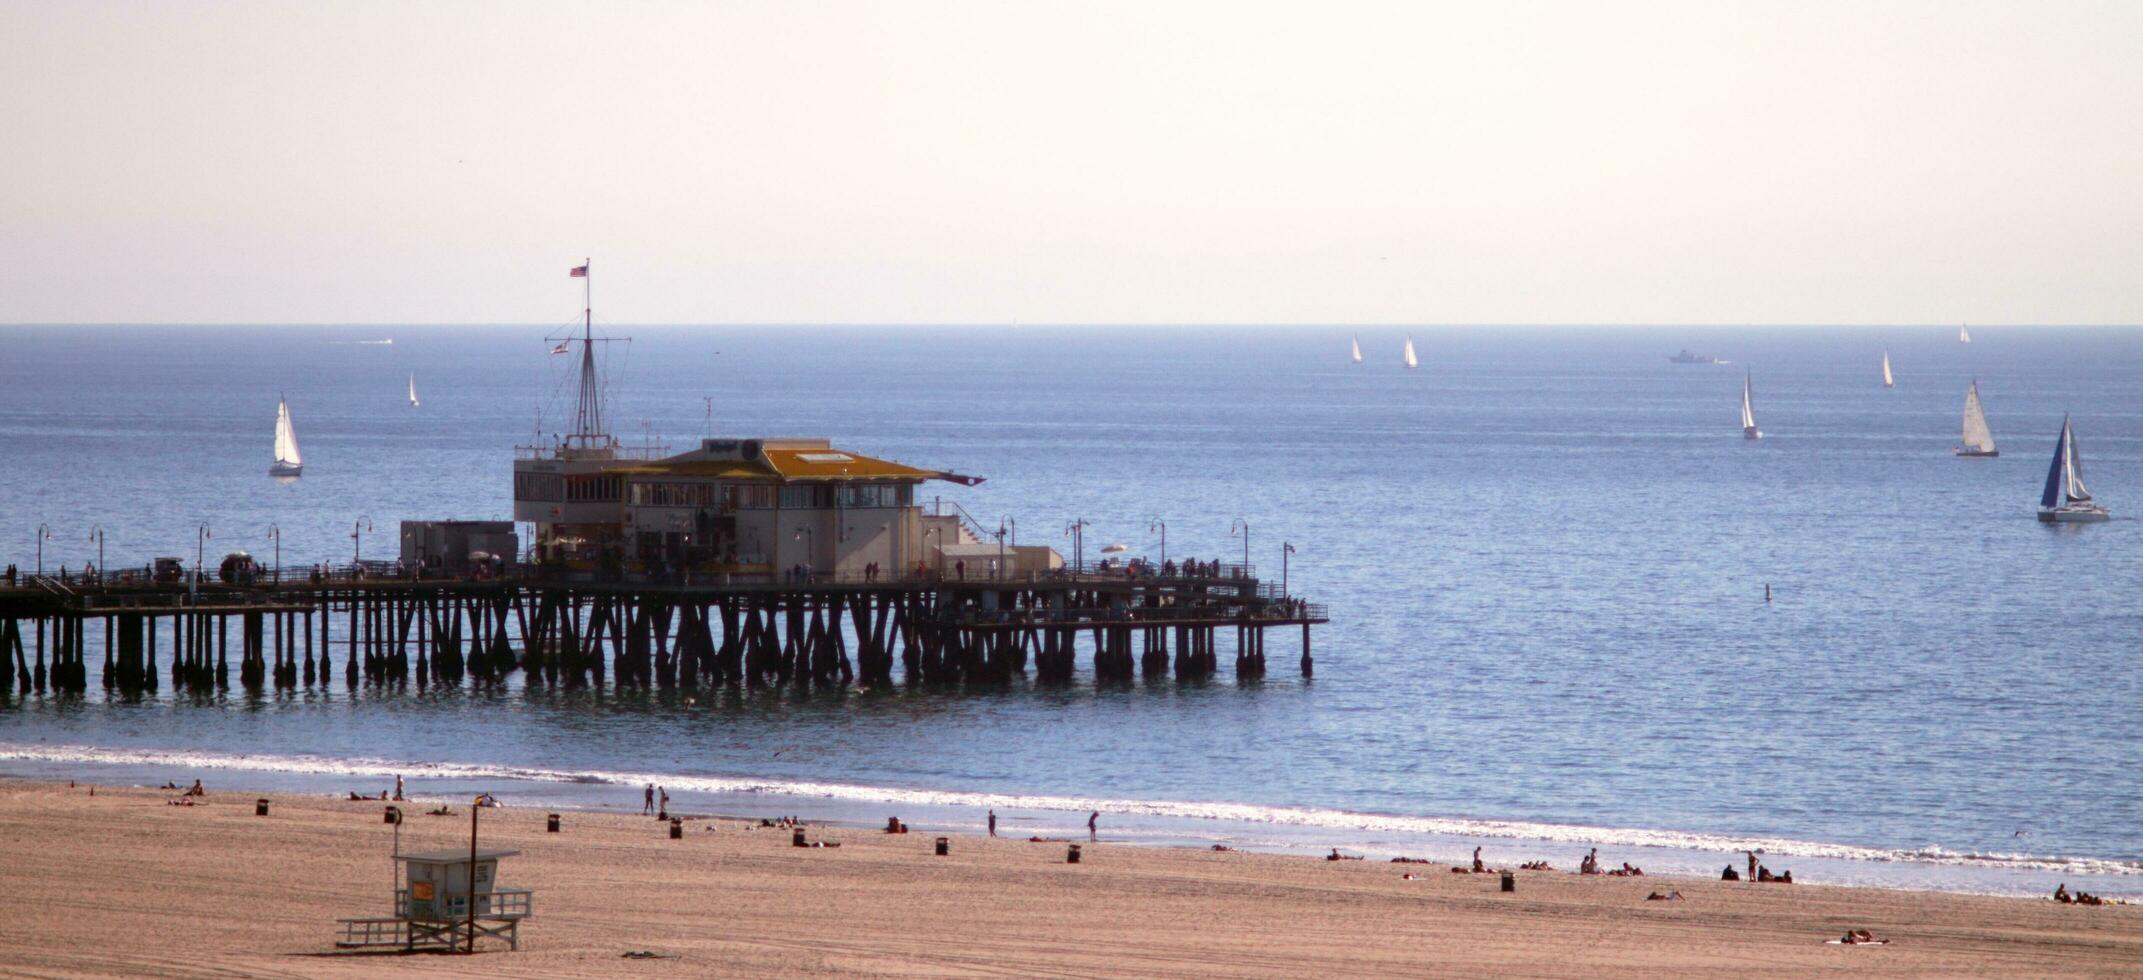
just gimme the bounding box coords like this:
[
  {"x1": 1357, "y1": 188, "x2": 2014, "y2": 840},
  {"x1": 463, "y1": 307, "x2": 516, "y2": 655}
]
[
  {"x1": 1959, "y1": 324, "x2": 1971, "y2": 344},
  {"x1": 1740, "y1": 372, "x2": 1762, "y2": 440},
  {"x1": 1956, "y1": 381, "x2": 1997, "y2": 457},
  {"x1": 1402, "y1": 336, "x2": 1418, "y2": 369},
  {"x1": 2037, "y1": 415, "x2": 2107, "y2": 522},
  {"x1": 1669, "y1": 350, "x2": 1722, "y2": 364},
  {"x1": 1350, "y1": 335, "x2": 1362, "y2": 364},
  {"x1": 270, "y1": 396, "x2": 303, "y2": 477},
  {"x1": 408, "y1": 373, "x2": 420, "y2": 408},
  {"x1": 1882, "y1": 349, "x2": 1894, "y2": 388}
]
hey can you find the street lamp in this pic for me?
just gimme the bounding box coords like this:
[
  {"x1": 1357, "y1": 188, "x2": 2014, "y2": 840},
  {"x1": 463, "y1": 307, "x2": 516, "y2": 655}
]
[
  {"x1": 88, "y1": 526, "x2": 104, "y2": 582},
  {"x1": 1282, "y1": 541, "x2": 1296, "y2": 597},
  {"x1": 1229, "y1": 518, "x2": 1250, "y2": 573},
  {"x1": 35, "y1": 523, "x2": 52, "y2": 577},
  {"x1": 1148, "y1": 519, "x2": 1167, "y2": 566},
  {"x1": 194, "y1": 523, "x2": 212, "y2": 598},
  {"x1": 267, "y1": 524, "x2": 280, "y2": 584},
  {"x1": 994, "y1": 521, "x2": 1007, "y2": 581},
  {"x1": 351, "y1": 516, "x2": 373, "y2": 567},
  {"x1": 1064, "y1": 518, "x2": 1090, "y2": 572}
]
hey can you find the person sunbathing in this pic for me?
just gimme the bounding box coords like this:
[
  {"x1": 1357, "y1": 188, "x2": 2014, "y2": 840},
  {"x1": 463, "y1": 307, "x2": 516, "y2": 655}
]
[
  {"x1": 426, "y1": 805, "x2": 454, "y2": 816},
  {"x1": 2054, "y1": 884, "x2": 2072, "y2": 903},
  {"x1": 1776, "y1": 870, "x2": 1793, "y2": 884},
  {"x1": 1722, "y1": 865, "x2": 1741, "y2": 881},
  {"x1": 1646, "y1": 890, "x2": 1684, "y2": 901},
  {"x1": 183, "y1": 780, "x2": 205, "y2": 797}
]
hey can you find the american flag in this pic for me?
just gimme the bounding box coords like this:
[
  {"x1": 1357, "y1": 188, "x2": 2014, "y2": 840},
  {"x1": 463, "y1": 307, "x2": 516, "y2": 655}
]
[
  {"x1": 569, "y1": 264, "x2": 588, "y2": 278},
  {"x1": 550, "y1": 341, "x2": 571, "y2": 355}
]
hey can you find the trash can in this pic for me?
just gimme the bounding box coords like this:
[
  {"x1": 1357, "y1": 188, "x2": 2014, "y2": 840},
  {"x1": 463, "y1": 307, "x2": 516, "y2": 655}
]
[
  {"x1": 793, "y1": 827, "x2": 808, "y2": 847},
  {"x1": 255, "y1": 799, "x2": 270, "y2": 816},
  {"x1": 384, "y1": 805, "x2": 401, "y2": 825},
  {"x1": 1067, "y1": 844, "x2": 1082, "y2": 864},
  {"x1": 669, "y1": 817, "x2": 683, "y2": 839},
  {"x1": 547, "y1": 813, "x2": 561, "y2": 833},
  {"x1": 935, "y1": 837, "x2": 950, "y2": 856},
  {"x1": 1501, "y1": 873, "x2": 1515, "y2": 893}
]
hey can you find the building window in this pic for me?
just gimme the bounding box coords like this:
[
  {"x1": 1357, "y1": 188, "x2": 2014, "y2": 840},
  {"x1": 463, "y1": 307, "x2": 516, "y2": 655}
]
[
  {"x1": 840, "y1": 484, "x2": 899, "y2": 508},
  {"x1": 779, "y1": 485, "x2": 831, "y2": 509},
  {"x1": 515, "y1": 472, "x2": 564, "y2": 501}
]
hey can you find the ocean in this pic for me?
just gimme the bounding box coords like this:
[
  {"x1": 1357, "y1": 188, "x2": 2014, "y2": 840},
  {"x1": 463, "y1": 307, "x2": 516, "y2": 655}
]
[{"x1": 1, "y1": 323, "x2": 2138, "y2": 897}]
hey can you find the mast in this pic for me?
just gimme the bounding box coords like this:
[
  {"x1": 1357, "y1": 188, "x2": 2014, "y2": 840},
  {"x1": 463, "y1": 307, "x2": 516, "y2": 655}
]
[{"x1": 572, "y1": 257, "x2": 606, "y2": 444}]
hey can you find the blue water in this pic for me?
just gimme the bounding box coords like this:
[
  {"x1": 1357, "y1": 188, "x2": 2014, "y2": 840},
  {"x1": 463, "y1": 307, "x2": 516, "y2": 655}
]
[{"x1": 2, "y1": 323, "x2": 2139, "y2": 896}]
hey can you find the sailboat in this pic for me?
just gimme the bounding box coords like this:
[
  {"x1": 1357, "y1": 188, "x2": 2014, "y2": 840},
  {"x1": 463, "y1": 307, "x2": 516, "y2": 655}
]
[
  {"x1": 2037, "y1": 415, "x2": 2108, "y2": 522},
  {"x1": 269, "y1": 396, "x2": 303, "y2": 476},
  {"x1": 1402, "y1": 335, "x2": 1418, "y2": 369},
  {"x1": 1959, "y1": 324, "x2": 1971, "y2": 344},
  {"x1": 1350, "y1": 335, "x2": 1362, "y2": 364},
  {"x1": 1740, "y1": 372, "x2": 1761, "y2": 439},
  {"x1": 1881, "y1": 350, "x2": 1894, "y2": 388},
  {"x1": 1955, "y1": 381, "x2": 1997, "y2": 457},
  {"x1": 408, "y1": 373, "x2": 420, "y2": 408}
]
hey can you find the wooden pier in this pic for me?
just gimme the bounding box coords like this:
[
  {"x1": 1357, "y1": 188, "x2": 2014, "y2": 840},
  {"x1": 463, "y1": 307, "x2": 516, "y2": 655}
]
[{"x1": 0, "y1": 565, "x2": 1327, "y2": 697}]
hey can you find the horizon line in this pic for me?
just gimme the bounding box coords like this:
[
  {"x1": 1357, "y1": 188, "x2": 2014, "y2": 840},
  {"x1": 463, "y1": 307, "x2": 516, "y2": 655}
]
[{"x1": 3, "y1": 321, "x2": 2138, "y2": 330}]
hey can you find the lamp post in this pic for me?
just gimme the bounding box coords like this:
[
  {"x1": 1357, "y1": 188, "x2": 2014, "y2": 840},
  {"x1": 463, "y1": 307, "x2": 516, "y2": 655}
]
[
  {"x1": 994, "y1": 522, "x2": 1007, "y2": 581},
  {"x1": 1064, "y1": 518, "x2": 1090, "y2": 573},
  {"x1": 351, "y1": 516, "x2": 373, "y2": 567},
  {"x1": 1282, "y1": 541, "x2": 1295, "y2": 597},
  {"x1": 89, "y1": 526, "x2": 104, "y2": 583},
  {"x1": 194, "y1": 523, "x2": 212, "y2": 598},
  {"x1": 1229, "y1": 518, "x2": 1250, "y2": 574},
  {"x1": 35, "y1": 523, "x2": 52, "y2": 577},
  {"x1": 1148, "y1": 519, "x2": 1166, "y2": 566},
  {"x1": 267, "y1": 524, "x2": 280, "y2": 584}
]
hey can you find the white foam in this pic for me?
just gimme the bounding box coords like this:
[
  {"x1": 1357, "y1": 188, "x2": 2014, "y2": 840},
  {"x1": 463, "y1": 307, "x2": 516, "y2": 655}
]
[{"x1": 6, "y1": 741, "x2": 2136, "y2": 879}]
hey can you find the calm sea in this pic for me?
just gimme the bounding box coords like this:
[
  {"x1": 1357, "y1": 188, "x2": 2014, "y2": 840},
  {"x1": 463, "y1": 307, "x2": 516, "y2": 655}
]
[{"x1": 2, "y1": 323, "x2": 2138, "y2": 896}]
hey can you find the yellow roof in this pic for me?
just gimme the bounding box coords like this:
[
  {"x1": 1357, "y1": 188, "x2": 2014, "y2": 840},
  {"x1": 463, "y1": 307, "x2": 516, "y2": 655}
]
[
  {"x1": 762, "y1": 448, "x2": 941, "y2": 481},
  {"x1": 611, "y1": 459, "x2": 777, "y2": 480}
]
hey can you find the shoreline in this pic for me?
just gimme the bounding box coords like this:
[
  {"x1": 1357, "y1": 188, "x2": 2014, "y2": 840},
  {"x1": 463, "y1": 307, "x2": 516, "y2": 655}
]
[
  {"x1": 4, "y1": 745, "x2": 2137, "y2": 901},
  {"x1": 1, "y1": 777, "x2": 2138, "y2": 976}
]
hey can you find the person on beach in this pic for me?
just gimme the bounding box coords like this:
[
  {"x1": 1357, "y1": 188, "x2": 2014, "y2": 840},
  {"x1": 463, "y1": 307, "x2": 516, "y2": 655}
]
[
  {"x1": 658, "y1": 786, "x2": 670, "y2": 817},
  {"x1": 1746, "y1": 851, "x2": 1758, "y2": 882},
  {"x1": 1088, "y1": 811, "x2": 1099, "y2": 840},
  {"x1": 184, "y1": 780, "x2": 205, "y2": 797},
  {"x1": 644, "y1": 784, "x2": 655, "y2": 814},
  {"x1": 2055, "y1": 883, "x2": 2071, "y2": 903},
  {"x1": 1579, "y1": 848, "x2": 1598, "y2": 874},
  {"x1": 393, "y1": 775, "x2": 404, "y2": 801},
  {"x1": 988, "y1": 810, "x2": 997, "y2": 837},
  {"x1": 1472, "y1": 847, "x2": 1485, "y2": 873}
]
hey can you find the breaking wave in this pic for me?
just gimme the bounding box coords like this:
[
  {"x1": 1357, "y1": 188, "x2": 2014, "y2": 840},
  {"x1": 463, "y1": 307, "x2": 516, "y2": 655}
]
[{"x1": 4, "y1": 741, "x2": 2136, "y2": 879}]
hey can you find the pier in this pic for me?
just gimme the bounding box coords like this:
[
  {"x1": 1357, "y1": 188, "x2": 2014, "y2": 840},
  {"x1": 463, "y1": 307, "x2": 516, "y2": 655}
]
[{"x1": 0, "y1": 563, "x2": 1326, "y2": 697}]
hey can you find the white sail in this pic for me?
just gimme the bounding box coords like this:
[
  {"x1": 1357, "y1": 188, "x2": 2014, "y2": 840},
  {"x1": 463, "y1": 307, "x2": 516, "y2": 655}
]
[
  {"x1": 1740, "y1": 373, "x2": 1760, "y2": 438},
  {"x1": 408, "y1": 373, "x2": 420, "y2": 407},
  {"x1": 1402, "y1": 335, "x2": 1418, "y2": 369},
  {"x1": 272, "y1": 397, "x2": 302, "y2": 470},
  {"x1": 2065, "y1": 418, "x2": 2092, "y2": 503},
  {"x1": 1959, "y1": 324, "x2": 1971, "y2": 343},
  {"x1": 1960, "y1": 382, "x2": 1995, "y2": 455},
  {"x1": 1881, "y1": 350, "x2": 1894, "y2": 387},
  {"x1": 1350, "y1": 335, "x2": 1362, "y2": 364}
]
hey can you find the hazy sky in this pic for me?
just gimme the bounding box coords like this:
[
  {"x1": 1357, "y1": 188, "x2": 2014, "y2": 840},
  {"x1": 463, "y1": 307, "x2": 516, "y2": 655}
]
[{"x1": 4, "y1": 1, "x2": 2140, "y2": 325}]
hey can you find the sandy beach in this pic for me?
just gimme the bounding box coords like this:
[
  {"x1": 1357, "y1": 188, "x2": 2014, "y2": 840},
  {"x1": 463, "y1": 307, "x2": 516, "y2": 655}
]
[{"x1": 0, "y1": 780, "x2": 2135, "y2": 977}]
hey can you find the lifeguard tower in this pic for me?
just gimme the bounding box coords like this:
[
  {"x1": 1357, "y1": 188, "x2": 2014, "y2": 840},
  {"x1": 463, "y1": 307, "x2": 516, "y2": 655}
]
[{"x1": 335, "y1": 848, "x2": 534, "y2": 952}]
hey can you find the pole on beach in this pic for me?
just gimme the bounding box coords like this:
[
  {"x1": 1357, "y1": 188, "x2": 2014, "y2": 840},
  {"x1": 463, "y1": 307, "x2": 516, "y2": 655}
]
[{"x1": 467, "y1": 798, "x2": 479, "y2": 953}]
